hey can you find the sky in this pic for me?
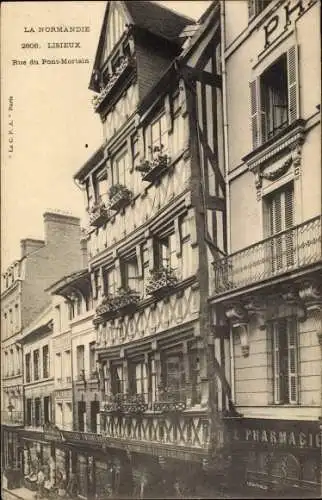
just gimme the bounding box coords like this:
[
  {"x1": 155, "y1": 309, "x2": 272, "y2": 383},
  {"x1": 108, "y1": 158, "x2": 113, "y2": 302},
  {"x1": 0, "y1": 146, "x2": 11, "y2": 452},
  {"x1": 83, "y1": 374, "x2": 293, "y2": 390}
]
[{"x1": 1, "y1": 0, "x2": 211, "y2": 272}]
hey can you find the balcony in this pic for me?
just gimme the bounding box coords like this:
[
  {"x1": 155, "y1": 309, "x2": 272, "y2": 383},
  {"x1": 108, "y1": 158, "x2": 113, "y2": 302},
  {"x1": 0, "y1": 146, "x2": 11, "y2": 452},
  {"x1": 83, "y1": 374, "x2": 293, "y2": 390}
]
[
  {"x1": 108, "y1": 184, "x2": 133, "y2": 212},
  {"x1": 146, "y1": 267, "x2": 178, "y2": 297},
  {"x1": 135, "y1": 146, "x2": 171, "y2": 184},
  {"x1": 2, "y1": 411, "x2": 24, "y2": 426},
  {"x1": 95, "y1": 288, "x2": 140, "y2": 323},
  {"x1": 92, "y1": 56, "x2": 135, "y2": 113},
  {"x1": 213, "y1": 216, "x2": 322, "y2": 295},
  {"x1": 89, "y1": 199, "x2": 112, "y2": 228}
]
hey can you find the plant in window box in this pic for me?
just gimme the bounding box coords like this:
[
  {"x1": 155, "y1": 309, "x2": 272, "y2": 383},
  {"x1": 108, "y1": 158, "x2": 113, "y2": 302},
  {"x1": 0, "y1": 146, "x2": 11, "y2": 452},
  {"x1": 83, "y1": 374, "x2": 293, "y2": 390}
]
[
  {"x1": 135, "y1": 145, "x2": 171, "y2": 182},
  {"x1": 123, "y1": 393, "x2": 147, "y2": 415},
  {"x1": 113, "y1": 287, "x2": 140, "y2": 310},
  {"x1": 146, "y1": 266, "x2": 178, "y2": 296},
  {"x1": 108, "y1": 184, "x2": 133, "y2": 211},
  {"x1": 103, "y1": 393, "x2": 124, "y2": 414},
  {"x1": 89, "y1": 197, "x2": 111, "y2": 227},
  {"x1": 96, "y1": 294, "x2": 117, "y2": 316}
]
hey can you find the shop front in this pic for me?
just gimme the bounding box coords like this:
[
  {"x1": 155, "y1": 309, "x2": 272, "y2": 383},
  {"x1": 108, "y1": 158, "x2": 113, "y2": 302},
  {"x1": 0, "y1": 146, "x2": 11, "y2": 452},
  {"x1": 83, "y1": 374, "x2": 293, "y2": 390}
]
[{"x1": 225, "y1": 417, "x2": 321, "y2": 498}]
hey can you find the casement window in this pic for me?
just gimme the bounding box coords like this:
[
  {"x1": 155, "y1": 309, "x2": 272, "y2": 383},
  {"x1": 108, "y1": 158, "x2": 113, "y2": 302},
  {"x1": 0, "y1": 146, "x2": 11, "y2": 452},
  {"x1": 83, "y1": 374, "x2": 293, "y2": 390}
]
[
  {"x1": 250, "y1": 47, "x2": 299, "y2": 148},
  {"x1": 265, "y1": 183, "x2": 294, "y2": 273},
  {"x1": 111, "y1": 147, "x2": 128, "y2": 186},
  {"x1": 122, "y1": 256, "x2": 141, "y2": 293},
  {"x1": 90, "y1": 401, "x2": 100, "y2": 433},
  {"x1": 94, "y1": 169, "x2": 108, "y2": 204},
  {"x1": 55, "y1": 305, "x2": 62, "y2": 332},
  {"x1": 129, "y1": 361, "x2": 148, "y2": 400},
  {"x1": 25, "y1": 353, "x2": 31, "y2": 382},
  {"x1": 103, "y1": 267, "x2": 117, "y2": 296},
  {"x1": 33, "y1": 350, "x2": 40, "y2": 381},
  {"x1": 42, "y1": 345, "x2": 49, "y2": 379},
  {"x1": 86, "y1": 179, "x2": 94, "y2": 211},
  {"x1": 4, "y1": 351, "x2": 8, "y2": 377},
  {"x1": 26, "y1": 399, "x2": 32, "y2": 425},
  {"x1": 146, "y1": 113, "x2": 169, "y2": 159},
  {"x1": 155, "y1": 233, "x2": 178, "y2": 272},
  {"x1": 106, "y1": 5, "x2": 125, "y2": 57},
  {"x1": 64, "y1": 350, "x2": 71, "y2": 382},
  {"x1": 89, "y1": 341, "x2": 96, "y2": 377},
  {"x1": 56, "y1": 402, "x2": 63, "y2": 427},
  {"x1": 76, "y1": 345, "x2": 85, "y2": 379},
  {"x1": 34, "y1": 397, "x2": 42, "y2": 426},
  {"x1": 248, "y1": 0, "x2": 273, "y2": 19},
  {"x1": 172, "y1": 94, "x2": 185, "y2": 156},
  {"x1": 162, "y1": 354, "x2": 186, "y2": 398},
  {"x1": 111, "y1": 365, "x2": 124, "y2": 395},
  {"x1": 271, "y1": 317, "x2": 298, "y2": 404}
]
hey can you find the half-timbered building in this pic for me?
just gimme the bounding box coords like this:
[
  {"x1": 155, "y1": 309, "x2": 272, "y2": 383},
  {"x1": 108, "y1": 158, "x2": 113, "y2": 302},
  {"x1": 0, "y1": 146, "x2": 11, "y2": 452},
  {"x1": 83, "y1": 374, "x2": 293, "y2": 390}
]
[{"x1": 70, "y1": 1, "x2": 232, "y2": 497}]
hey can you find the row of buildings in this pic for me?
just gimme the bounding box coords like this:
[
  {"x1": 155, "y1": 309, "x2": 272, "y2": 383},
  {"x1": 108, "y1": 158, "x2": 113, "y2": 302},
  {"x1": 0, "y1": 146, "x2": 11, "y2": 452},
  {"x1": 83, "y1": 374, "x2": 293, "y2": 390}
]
[{"x1": 2, "y1": 0, "x2": 321, "y2": 498}]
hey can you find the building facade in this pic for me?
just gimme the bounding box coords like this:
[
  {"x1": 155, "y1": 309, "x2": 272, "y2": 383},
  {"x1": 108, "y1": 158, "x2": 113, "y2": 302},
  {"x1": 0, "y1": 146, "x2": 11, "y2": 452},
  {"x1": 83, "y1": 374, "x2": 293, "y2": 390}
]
[
  {"x1": 1, "y1": 211, "x2": 83, "y2": 489},
  {"x1": 68, "y1": 1, "x2": 232, "y2": 498},
  {"x1": 209, "y1": 0, "x2": 321, "y2": 497}
]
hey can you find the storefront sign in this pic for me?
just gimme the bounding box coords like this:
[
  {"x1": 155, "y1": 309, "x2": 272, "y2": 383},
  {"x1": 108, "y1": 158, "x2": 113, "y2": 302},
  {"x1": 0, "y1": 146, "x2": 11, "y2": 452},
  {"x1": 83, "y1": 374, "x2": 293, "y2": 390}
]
[
  {"x1": 264, "y1": 0, "x2": 313, "y2": 48},
  {"x1": 229, "y1": 419, "x2": 320, "y2": 450},
  {"x1": 43, "y1": 423, "x2": 65, "y2": 442}
]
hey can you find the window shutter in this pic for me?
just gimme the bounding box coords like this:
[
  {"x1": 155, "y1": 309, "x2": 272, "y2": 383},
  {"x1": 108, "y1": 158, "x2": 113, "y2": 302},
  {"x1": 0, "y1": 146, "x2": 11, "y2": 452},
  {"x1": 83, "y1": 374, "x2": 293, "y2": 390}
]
[
  {"x1": 284, "y1": 186, "x2": 294, "y2": 229},
  {"x1": 250, "y1": 78, "x2": 260, "y2": 149},
  {"x1": 287, "y1": 45, "x2": 299, "y2": 124},
  {"x1": 272, "y1": 323, "x2": 281, "y2": 404},
  {"x1": 136, "y1": 244, "x2": 143, "y2": 278},
  {"x1": 287, "y1": 318, "x2": 298, "y2": 404},
  {"x1": 164, "y1": 94, "x2": 173, "y2": 133}
]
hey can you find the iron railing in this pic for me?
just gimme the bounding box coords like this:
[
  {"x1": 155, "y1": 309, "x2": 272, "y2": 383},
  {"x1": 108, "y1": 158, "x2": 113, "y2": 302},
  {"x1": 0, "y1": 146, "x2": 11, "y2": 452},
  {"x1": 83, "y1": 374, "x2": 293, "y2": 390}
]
[
  {"x1": 2, "y1": 411, "x2": 24, "y2": 425},
  {"x1": 213, "y1": 216, "x2": 321, "y2": 293}
]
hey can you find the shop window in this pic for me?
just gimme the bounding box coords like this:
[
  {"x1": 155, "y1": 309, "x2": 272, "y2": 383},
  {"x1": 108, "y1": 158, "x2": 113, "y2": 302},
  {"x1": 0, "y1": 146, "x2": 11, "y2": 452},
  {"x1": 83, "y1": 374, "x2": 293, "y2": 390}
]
[
  {"x1": 264, "y1": 183, "x2": 294, "y2": 273},
  {"x1": 33, "y1": 349, "x2": 40, "y2": 381},
  {"x1": 250, "y1": 47, "x2": 299, "y2": 149},
  {"x1": 248, "y1": 0, "x2": 273, "y2": 19},
  {"x1": 26, "y1": 398, "x2": 32, "y2": 425},
  {"x1": 271, "y1": 317, "x2": 298, "y2": 404},
  {"x1": 34, "y1": 398, "x2": 42, "y2": 426},
  {"x1": 43, "y1": 345, "x2": 49, "y2": 378}
]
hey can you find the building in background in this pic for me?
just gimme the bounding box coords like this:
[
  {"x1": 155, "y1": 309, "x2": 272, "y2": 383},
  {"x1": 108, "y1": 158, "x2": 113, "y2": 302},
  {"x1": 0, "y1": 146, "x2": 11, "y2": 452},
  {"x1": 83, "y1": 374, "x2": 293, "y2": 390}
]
[
  {"x1": 209, "y1": 0, "x2": 321, "y2": 497},
  {"x1": 1, "y1": 211, "x2": 83, "y2": 488}
]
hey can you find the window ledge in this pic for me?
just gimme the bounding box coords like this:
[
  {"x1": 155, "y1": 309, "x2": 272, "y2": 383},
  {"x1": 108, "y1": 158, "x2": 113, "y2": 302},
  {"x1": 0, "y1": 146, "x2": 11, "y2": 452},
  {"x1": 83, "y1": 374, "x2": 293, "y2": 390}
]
[{"x1": 242, "y1": 119, "x2": 306, "y2": 172}]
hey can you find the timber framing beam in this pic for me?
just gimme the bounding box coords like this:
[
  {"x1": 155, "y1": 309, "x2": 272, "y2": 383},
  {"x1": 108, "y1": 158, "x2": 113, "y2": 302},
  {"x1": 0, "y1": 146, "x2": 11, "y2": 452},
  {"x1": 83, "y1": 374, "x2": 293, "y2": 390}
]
[
  {"x1": 206, "y1": 195, "x2": 226, "y2": 212},
  {"x1": 182, "y1": 66, "x2": 222, "y2": 88}
]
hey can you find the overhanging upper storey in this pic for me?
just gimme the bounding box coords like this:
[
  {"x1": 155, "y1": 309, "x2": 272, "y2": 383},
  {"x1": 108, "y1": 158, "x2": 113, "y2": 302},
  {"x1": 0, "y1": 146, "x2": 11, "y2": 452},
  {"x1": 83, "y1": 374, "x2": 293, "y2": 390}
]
[{"x1": 88, "y1": 1, "x2": 195, "y2": 118}]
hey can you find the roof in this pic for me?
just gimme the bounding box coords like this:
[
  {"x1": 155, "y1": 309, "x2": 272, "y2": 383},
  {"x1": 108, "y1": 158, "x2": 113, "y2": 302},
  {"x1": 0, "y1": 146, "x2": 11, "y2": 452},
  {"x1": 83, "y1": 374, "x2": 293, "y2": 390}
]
[
  {"x1": 47, "y1": 268, "x2": 89, "y2": 295},
  {"x1": 124, "y1": 1, "x2": 194, "y2": 43},
  {"x1": 20, "y1": 305, "x2": 53, "y2": 343}
]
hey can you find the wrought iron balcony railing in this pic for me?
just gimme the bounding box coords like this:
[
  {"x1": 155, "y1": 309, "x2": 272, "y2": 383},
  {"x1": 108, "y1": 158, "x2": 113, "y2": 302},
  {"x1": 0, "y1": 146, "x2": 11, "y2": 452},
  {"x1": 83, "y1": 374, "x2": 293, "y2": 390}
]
[
  {"x1": 213, "y1": 216, "x2": 321, "y2": 294},
  {"x1": 92, "y1": 56, "x2": 135, "y2": 112},
  {"x1": 146, "y1": 267, "x2": 178, "y2": 296},
  {"x1": 88, "y1": 200, "x2": 112, "y2": 227},
  {"x1": 2, "y1": 411, "x2": 24, "y2": 425},
  {"x1": 95, "y1": 288, "x2": 140, "y2": 322}
]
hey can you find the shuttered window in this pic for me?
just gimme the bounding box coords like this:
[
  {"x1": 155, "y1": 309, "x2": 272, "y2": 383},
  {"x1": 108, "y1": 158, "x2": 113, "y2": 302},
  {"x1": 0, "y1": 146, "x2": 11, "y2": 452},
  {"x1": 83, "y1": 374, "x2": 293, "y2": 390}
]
[
  {"x1": 272, "y1": 317, "x2": 298, "y2": 404},
  {"x1": 250, "y1": 46, "x2": 299, "y2": 148},
  {"x1": 266, "y1": 183, "x2": 294, "y2": 272}
]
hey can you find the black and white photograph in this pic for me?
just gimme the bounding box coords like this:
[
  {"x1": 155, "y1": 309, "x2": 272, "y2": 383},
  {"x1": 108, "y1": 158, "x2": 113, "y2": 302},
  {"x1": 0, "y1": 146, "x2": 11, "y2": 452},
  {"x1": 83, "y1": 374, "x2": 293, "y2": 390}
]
[{"x1": 1, "y1": 1, "x2": 321, "y2": 499}]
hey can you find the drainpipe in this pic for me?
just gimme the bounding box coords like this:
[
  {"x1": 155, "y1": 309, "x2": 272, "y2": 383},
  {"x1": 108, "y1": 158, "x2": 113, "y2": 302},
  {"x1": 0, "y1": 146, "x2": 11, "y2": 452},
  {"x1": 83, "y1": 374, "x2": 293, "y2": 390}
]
[{"x1": 220, "y1": 0, "x2": 235, "y2": 402}]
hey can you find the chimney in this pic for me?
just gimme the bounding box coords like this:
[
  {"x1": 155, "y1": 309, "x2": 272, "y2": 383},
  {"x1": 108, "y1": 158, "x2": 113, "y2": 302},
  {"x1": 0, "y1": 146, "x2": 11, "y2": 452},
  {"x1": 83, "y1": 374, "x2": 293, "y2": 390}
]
[
  {"x1": 43, "y1": 211, "x2": 81, "y2": 245},
  {"x1": 20, "y1": 238, "x2": 45, "y2": 258}
]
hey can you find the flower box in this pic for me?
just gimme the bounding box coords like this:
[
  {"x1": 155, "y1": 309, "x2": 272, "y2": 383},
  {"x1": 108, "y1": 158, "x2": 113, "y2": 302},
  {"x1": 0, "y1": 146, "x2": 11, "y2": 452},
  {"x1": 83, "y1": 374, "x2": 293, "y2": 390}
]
[
  {"x1": 113, "y1": 288, "x2": 140, "y2": 311},
  {"x1": 109, "y1": 184, "x2": 132, "y2": 211},
  {"x1": 96, "y1": 295, "x2": 117, "y2": 317},
  {"x1": 146, "y1": 267, "x2": 178, "y2": 296},
  {"x1": 89, "y1": 203, "x2": 111, "y2": 227},
  {"x1": 135, "y1": 146, "x2": 171, "y2": 183}
]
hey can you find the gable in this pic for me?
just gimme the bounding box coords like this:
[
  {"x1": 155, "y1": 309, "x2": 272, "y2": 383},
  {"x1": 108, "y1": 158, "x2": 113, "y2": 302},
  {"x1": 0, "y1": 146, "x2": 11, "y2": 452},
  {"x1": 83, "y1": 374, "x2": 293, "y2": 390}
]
[{"x1": 100, "y1": 2, "x2": 129, "y2": 67}]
